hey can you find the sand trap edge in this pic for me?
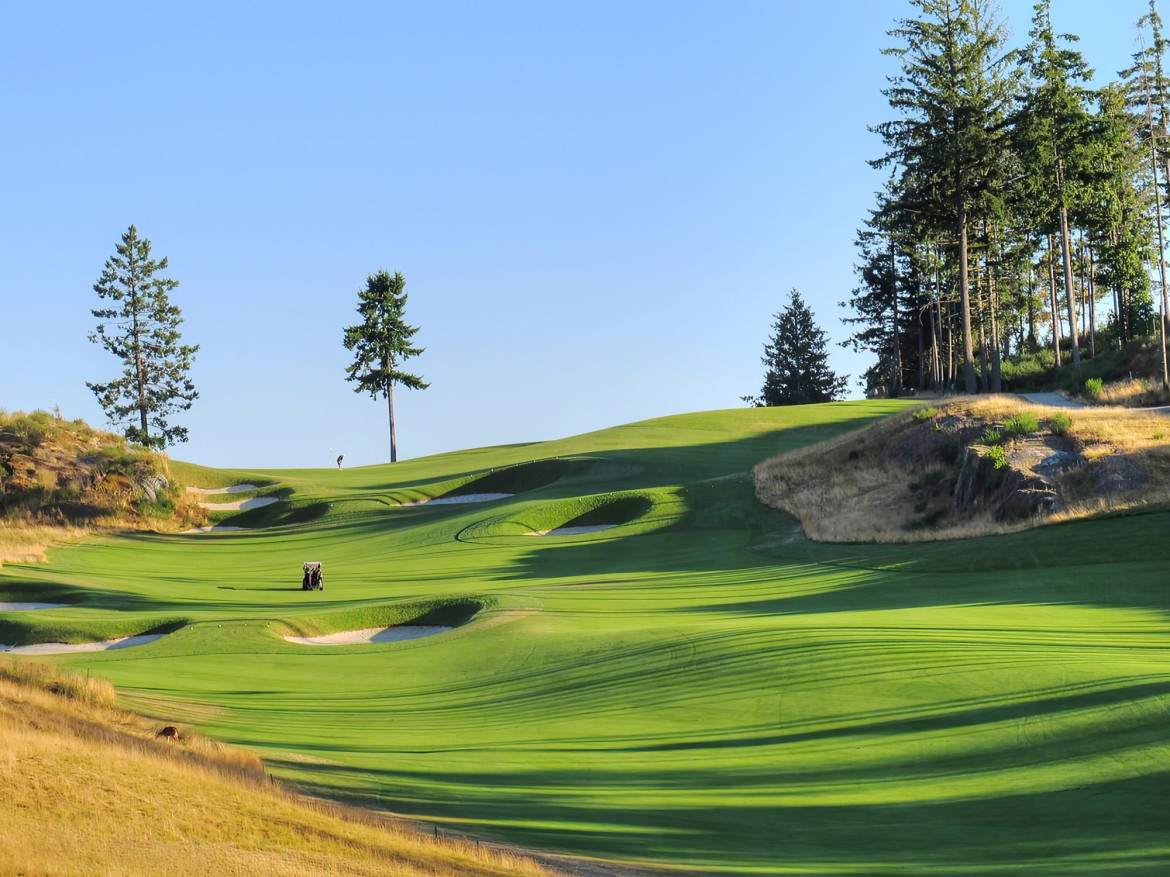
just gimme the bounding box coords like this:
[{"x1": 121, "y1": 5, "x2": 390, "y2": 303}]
[
  {"x1": 0, "y1": 634, "x2": 165, "y2": 655},
  {"x1": 284, "y1": 625, "x2": 454, "y2": 646}
]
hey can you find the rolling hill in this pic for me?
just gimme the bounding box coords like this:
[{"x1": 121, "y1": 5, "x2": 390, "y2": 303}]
[{"x1": 2, "y1": 400, "x2": 1168, "y2": 875}]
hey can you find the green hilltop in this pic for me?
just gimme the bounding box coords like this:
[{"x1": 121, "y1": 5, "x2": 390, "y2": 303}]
[{"x1": 2, "y1": 400, "x2": 1168, "y2": 875}]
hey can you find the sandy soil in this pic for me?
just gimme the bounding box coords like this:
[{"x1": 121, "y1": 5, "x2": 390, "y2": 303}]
[
  {"x1": 198, "y1": 496, "x2": 279, "y2": 511},
  {"x1": 284, "y1": 626, "x2": 453, "y2": 645},
  {"x1": 183, "y1": 526, "x2": 249, "y2": 534},
  {"x1": 0, "y1": 602, "x2": 67, "y2": 611},
  {"x1": 0, "y1": 634, "x2": 163, "y2": 655},
  {"x1": 524, "y1": 525, "x2": 617, "y2": 536}
]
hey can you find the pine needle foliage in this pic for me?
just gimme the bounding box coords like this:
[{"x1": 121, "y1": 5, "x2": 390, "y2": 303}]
[
  {"x1": 343, "y1": 270, "x2": 429, "y2": 463},
  {"x1": 745, "y1": 289, "x2": 847, "y2": 406},
  {"x1": 86, "y1": 225, "x2": 199, "y2": 449}
]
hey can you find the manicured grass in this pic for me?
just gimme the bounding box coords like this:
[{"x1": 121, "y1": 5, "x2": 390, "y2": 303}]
[{"x1": 3, "y1": 400, "x2": 1169, "y2": 874}]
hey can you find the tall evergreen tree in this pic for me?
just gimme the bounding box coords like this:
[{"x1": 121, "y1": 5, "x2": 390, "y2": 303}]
[
  {"x1": 1013, "y1": 0, "x2": 1095, "y2": 371},
  {"x1": 86, "y1": 225, "x2": 199, "y2": 449},
  {"x1": 745, "y1": 289, "x2": 847, "y2": 406},
  {"x1": 1124, "y1": 0, "x2": 1170, "y2": 385},
  {"x1": 342, "y1": 270, "x2": 429, "y2": 463},
  {"x1": 873, "y1": 0, "x2": 1017, "y2": 394}
]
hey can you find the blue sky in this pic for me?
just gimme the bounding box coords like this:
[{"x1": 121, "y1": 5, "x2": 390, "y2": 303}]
[{"x1": 0, "y1": 1, "x2": 1149, "y2": 468}]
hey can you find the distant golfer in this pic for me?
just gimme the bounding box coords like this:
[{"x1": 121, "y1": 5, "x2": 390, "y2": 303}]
[{"x1": 336, "y1": 454, "x2": 344, "y2": 471}]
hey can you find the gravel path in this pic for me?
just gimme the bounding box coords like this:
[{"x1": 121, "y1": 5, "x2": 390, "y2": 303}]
[{"x1": 1018, "y1": 392, "x2": 1085, "y2": 408}]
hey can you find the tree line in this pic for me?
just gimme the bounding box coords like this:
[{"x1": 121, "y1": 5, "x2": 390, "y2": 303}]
[
  {"x1": 842, "y1": 0, "x2": 1170, "y2": 398},
  {"x1": 87, "y1": 226, "x2": 425, "y2": 461}
]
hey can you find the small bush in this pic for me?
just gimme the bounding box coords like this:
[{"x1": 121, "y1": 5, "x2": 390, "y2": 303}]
[
  {"x1": 1002, "y1": 412, "x2": 1039, "y2": 439},
  {"x1": 987, "y1": 444, "x2": 1008, "y2": 470},
  {"x1": 1084, "y1": 377, "x2": 1104, "y2": 401},
  {"x1": 912, "y1": 406, "x2": 938, "y2": 422},
  {"x1": 982, "y1": 427, "x2": 1002, "y2": 445},
  {"x1": 1048, "y1": 412, "x2": 1073, "y2": 436}
]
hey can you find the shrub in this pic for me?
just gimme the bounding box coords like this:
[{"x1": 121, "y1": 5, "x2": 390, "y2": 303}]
[
  {"x1": 1048, "y1": 412, "x2": 1073, "y2": 436},
  {"x1": 1084, "y1": 377, "x2": 1104, "y2": 401},
  {"x1": 982, "y1": 427, "x2": 1002, "y2": 445},
  {"x1": 987, "y1": 444, "x2": 1008, "y2": 470},
  {"x1": 912, "y1": 406, "x2": 938, "y2": 422},
  {"x1": 1002, "y1": 412, "x2": 1039, "y2": 439}
]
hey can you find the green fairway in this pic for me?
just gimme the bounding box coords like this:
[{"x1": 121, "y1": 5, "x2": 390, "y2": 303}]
[{"x1": 2, "y1": 400, "x2": 1168, "y2": 875}]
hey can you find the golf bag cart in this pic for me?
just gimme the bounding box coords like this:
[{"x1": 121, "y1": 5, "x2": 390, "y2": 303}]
[{"x1": 302, "y1": 562, "x2": 323, "y2": 590}]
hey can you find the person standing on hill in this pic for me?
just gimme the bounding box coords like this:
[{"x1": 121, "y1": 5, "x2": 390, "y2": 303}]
[{"x1": 336, "y1": 454, "x2": 344, "y2": 470}]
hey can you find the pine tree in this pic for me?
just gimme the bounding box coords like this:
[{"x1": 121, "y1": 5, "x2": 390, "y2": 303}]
[
  {"x1": 86, "y1": 225, "x2": 199, "y2": 449},
  {"x1": 745, "y1": 290, "x2": 847, "y2": 406},
  {"x1": 342, "y1": 270, "x2": 429, "y2": 463},
  {"x1": 872, "y1": 0, "x2": 1017, "y2": 394},
  {"x1": 1013, "y1": 0, "x2": 1095, "y2": 371}
]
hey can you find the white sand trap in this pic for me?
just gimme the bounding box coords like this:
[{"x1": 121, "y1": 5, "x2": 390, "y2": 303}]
[
  {"x1": 403, "y1": 493, "x2": 513, "y2": 506},
  {"x1": 0, "y1": 634, "x2": 164, "y2": 655},
  {"x1": 198, "y1": 496, "x2": 279, "y2": 511},
  {"x1": 186, "y1": 484, "x2": 259, "y2": 494},
  {"x1": 0, "y1": 602, "x2": 67, "y2": 611},
  {"x1": 183, "y1": 526, "x2": 249, "y2": 534},
  {"x1": 284, "y1": 625, "x2": 453, "y2": 645},
  {"x1": 525, "y1": 524, "x2": 618, "y2": 536}
]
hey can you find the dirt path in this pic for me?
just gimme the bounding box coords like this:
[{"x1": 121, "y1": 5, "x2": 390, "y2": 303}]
[{"x1": 1018, "y1": 392, "x2": 1085, "y2": 408}]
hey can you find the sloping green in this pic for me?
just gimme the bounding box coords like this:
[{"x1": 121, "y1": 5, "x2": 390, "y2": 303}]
[{"x1": 2, "y1": 400, "x2": 1168, "y2": 875}]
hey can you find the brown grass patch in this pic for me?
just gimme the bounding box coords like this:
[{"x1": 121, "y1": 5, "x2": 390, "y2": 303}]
[
  {"x1": 1096, "y1": 377, "x2": 1170, "y2": 408},
  {"x1": 0, "y1": 659, "x2": 562, "y2": 877}
]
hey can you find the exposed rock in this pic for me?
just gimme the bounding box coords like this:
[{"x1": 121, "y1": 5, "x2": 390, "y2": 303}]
[
  {"x1": 138, "y1": 473, "x2": 170, "y2": 503},
  {"x1": 953, "y1": 435, "x2": 1081, "y2": 522}
]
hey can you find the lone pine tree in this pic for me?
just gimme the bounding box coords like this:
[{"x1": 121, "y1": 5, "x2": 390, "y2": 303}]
[
  {"x1": 343, "y1": 270, "x2": 428, "y2": 463},
  {"x1": 86, "y1": 225, "x2": 199, "y2": 449},
  {"x1": 745, "y1": 289, "x2": 847, "y2": 406}
]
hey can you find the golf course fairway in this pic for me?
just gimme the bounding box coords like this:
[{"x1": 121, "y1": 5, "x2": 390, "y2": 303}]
[{"x1": 2, "y1": 401, "x2": 1168, "y2": 875}]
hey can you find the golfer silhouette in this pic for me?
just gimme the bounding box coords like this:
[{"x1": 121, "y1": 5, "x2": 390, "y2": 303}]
[{"x1": 336, "y1": 454, "x2": 344, "y2": 471}]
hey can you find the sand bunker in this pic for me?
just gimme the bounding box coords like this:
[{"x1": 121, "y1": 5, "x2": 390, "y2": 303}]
[
  {"x1": 0, "y1": 602, "x2": 68, "y2": 611},
  {"x1": 525, "y1": 524, "x2": 617, "y2": 536},
  {"x1": 403, "y1": 493, "x2": 513, "y2": 506},
  {"x1": 0, "y1": 634, "x2": 164, "y2": 655},
  {"x1": 198, "y1": 496, "x2": 279, "y2": 511},
  {"x1": 284, "y1": 625, "x2": 453, "y2": 645},
  {"x1": 186, "y1": 484, "x2": 259, "y2": 494},
  {"x1": 183, "y1": 526, "x2": 249, "y2": 534}
]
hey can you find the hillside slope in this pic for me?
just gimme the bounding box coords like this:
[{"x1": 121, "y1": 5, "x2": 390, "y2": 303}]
[
  {"x1": 0, "y1": 661, "x2": 556, "y2": 876},
  {"x1": 2, "y1": 401, "x2": 1168, "y2": 875},
  {"x1": 0, "y1": 409, "x2": 204, "y2": 563}
]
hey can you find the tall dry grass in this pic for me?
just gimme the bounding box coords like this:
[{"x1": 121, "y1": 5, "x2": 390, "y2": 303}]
[{"x1": 0, "y1": 659, "x2": 561, "y2": 877}]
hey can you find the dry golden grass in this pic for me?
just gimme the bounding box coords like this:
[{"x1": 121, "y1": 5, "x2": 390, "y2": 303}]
[
  {"x1": 0, "y1": 660, "x2": 561, "y2": 877},
  {"x1": 1096, "y1": 377, "x2": 1170, "y2": 408},
  {"x1": 0, "y1": 517, "x2": 95, "y2": 566},
  {"x1": 754, "y1": 395, "x2": 1170, "y2": 544}
]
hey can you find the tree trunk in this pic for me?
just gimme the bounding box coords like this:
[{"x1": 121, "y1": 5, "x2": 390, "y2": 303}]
[
  {"x1": 989, "y1": 260, "x2": 1002, "y2": 393},
  {"x1": 129, "y1": 272, "x2": 149, "y2": 445},
  {"x1": 958, "y1": 203, "x2": 977, "y2": 393},
  {"x1": 387, "y1": 382, "x2": 397, "y2": 463},
  {"x1": 1047, "y1": 235, "x2": 1062, "y2": 368},
  {"x1": 1085, "y1": 238, "x2": 1096, "y2": 359},
  {"x1": 1058, "y1": 202, "x2": 1081, "y2": 371}
]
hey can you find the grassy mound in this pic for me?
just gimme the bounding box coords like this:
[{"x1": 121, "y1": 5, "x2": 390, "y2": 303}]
[
  {"x1": 278, "y1": 596, "x2": 487, "y2": 639},
  {"x1": 0, "y1": 410, "x2": 205, "y2": 563},
  {"x1": 462, "y1": 491, "x2": 659, "y2": 539}
]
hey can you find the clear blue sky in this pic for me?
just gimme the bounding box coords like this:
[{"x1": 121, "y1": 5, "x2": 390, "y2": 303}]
[{"x1": 0, "y1": 1, "x2": 1148, "y2": 468}]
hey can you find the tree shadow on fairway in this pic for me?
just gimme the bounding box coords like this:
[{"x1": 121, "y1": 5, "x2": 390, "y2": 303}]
[{"x1": 277, "y1": 758, "x2": 1170, "y2": 875}]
